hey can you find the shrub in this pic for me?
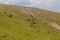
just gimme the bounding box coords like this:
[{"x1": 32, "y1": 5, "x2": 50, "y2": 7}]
[
  {"x1": 33, "y1": 22, "x2": 36, "y2": 24},
  {"x1": 9, "y1": 15, "x2": 12, "y2": 18},
  {"x1": 31, "y1": 24, "x2": 33, "y2": 27},
  {"x1": 47, "y1": 31, "x2": 50, "y2": 33},
  {"x1": 37, "y1": 30, "x2": 39, "y2": 32}
]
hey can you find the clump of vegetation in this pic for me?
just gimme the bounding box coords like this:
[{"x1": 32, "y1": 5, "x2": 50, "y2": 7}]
[
  {"x1": 32, "y1": 21, "x2": 36, "y2": 24},
  {"x1": 7, "y1": 15, "x2": 13, "y2": 18},
  {"x1": 0, "y1": 34, "x2": 8, "y2": 39},
  {"x1": 37, "y1": 30, "x2": 39, "y2": 32},
  {"x1": 47, "y1": 31, "x2": 50, "y2": 33},
  {"x1": 4, "y1": 11, "x2": 13, "y2": 18},
  {"x1": 4, "y1": 11, "x2": 7, "y2": 14},
  {"x1": 9, "y1": 15, "x2": 12, "y2": 18},
  {"x1": 31, "y1": 24, "x2": 33, "y2": 27},
  {"x1": 0, "y1": 33, "x2": 16, "y2": 40},
  {"x1": 31, "y1": 15, "x2": 36, "y2": 27},
  {"x1": 26, "y1": 15, "x2": 37, "y2": 27},
  {"x1": 57, "y1": 29, "x2": 59, "y2": 31}
]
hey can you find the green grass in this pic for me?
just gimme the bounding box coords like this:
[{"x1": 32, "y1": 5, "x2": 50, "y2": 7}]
[{"x1": 0, "y1": 4, "x2": 60, "y2": 40}]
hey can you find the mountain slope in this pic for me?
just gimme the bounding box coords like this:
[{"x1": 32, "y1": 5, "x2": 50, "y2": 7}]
[{"x1": 0, "y1": 4, "x2": 60, "y2": 40}]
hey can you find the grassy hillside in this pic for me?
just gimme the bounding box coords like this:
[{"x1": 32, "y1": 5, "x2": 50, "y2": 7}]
[{"x1": 0, "y1": 4, "x2": 60, "y2": 40}]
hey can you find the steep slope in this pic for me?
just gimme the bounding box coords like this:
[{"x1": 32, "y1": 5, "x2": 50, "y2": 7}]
[{"x1": 0, "y1": 4, "x2": 60, "y2": 40}]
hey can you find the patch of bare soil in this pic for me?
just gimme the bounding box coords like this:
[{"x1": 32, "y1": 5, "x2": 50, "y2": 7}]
[
  {"x1": 50, "y1": 22, "x2": 60, "y2": 30},
  {"x1": 43, "y1": 19, "x2": 60, "y2": 30}
]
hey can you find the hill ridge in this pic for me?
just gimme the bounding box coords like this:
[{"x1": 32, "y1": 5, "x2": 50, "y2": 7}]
[{"x1": 0, "y1": 4, "x2": 60, "y2": 40}]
